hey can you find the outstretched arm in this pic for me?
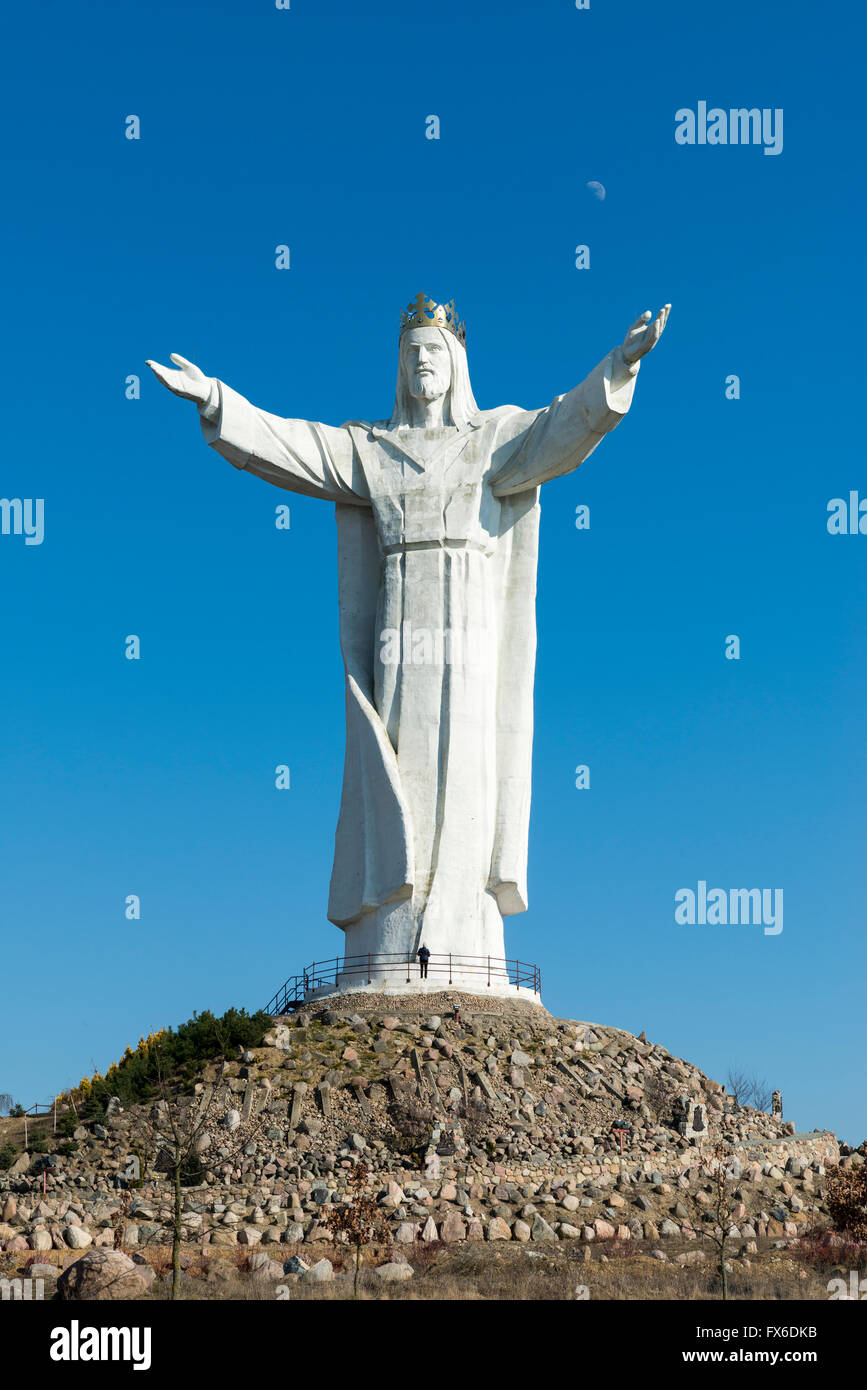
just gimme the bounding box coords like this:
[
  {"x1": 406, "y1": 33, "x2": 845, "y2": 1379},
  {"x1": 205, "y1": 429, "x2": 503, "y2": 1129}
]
[
  {"x1": 490, "y1": 306, "x2": 670, "y2": 496},
  {"x1": 146, "y1": 354, "x2": 368, "y2": 505}
]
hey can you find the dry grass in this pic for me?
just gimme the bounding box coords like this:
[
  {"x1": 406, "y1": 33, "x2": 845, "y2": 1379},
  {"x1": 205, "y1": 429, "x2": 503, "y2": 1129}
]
[{"x1": 128, "y1": 1238, "x2": 839, "y2": 1301}]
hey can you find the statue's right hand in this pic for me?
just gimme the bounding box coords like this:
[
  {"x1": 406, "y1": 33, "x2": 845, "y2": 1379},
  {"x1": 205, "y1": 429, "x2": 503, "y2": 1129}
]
[{"x1": 145, "y1": 353, "x2": 210, "y2": 405}]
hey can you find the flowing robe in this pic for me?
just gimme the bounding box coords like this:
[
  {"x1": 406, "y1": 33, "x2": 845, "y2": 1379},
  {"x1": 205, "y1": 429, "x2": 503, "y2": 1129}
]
[{"x1": 198, "y1": 348, "x2": 639, "y2": 977}]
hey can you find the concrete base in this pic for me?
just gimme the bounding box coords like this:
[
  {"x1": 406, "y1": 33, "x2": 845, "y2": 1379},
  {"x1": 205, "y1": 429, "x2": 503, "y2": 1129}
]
[{"x1": 304, "y1": 978, "x2": 543, "y2": 1008}]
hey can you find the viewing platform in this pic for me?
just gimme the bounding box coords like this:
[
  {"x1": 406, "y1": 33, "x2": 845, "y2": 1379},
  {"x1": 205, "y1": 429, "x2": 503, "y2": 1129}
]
[{"x1": 264, "y1": 952, "x2": 542, "y2": 1013}]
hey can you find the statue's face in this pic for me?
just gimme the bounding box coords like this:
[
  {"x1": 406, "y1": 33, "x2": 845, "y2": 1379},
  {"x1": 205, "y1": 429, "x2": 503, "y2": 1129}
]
[{"x1": 402, "y1": 327, "x2": 452, "y2": 403}]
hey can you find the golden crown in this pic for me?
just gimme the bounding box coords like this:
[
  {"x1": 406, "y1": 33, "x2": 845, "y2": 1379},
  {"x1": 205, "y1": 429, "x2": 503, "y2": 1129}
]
[{"x1": 399, "y1": 292, "x2": 466, "y2": 346}]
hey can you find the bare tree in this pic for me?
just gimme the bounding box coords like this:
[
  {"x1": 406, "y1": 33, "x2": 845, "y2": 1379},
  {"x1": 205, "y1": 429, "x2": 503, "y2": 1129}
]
[
  {"x1": 125, "y1": 1049, "x2": 261, "y2": 1299},
  {"x1": 681, "y1": 1141, "x2": 745, "y2": 1301},
  {"x1": 324, "y1": 1162, "x2": 391, "y2": 1297},
  {"x1": 725, "y1": 1068, "x2": 751, "y2": 1107},
  {"x1": 726, "y1": 1067, "x2": 773, "y2": 1113}
]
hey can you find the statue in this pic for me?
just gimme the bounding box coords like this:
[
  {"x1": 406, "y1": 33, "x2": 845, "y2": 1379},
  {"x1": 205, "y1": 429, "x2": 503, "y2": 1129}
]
[{"x1": 147, "y1": 294, "x2": 669, "y2": 992}]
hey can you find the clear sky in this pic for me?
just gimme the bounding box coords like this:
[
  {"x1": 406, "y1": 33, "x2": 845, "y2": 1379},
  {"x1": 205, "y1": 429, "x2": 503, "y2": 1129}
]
[{"x1": 2, "y1": 0, "x2": 864, "y2": 1142}]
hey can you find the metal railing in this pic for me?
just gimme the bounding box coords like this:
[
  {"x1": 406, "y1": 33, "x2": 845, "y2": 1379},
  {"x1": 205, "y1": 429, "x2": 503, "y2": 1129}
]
[{"x1": 263, "y1": 951, "x2": 541, "y2": 1014}]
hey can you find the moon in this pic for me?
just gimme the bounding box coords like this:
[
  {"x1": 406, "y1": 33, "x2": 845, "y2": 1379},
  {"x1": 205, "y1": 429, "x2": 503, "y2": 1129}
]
[{"x1": 586, "y1": 181, "x2": 606, "y2": 201}]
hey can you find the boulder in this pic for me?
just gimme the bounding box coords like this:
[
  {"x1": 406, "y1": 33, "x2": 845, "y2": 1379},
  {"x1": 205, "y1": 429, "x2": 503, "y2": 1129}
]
[
  {"x1": 300, "y1": 1258, "x2": 333, "y2": 1283},
  {"x1": 439, "y1": 1212, "x2": 466, "y2": 1243},
  {"x1": 58, "y1": 1249, "x2": 150, "y2": 1301},
  {"x1": 486, "y1": 1217, "x2": 512, "y2": 1241},
  {"x1": 593, "y1": 1219, "x2": 616, "y2": 1240},
  {"x1": 375, "y1": 1261, "x2": 414, "y2": 1282},
  {"x1": 64, "y1": 1226, "x2": 93, "y2": 1250}
]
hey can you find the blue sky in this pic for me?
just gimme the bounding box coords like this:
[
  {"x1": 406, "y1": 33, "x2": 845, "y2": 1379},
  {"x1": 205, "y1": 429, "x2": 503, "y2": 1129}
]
[{"x1": 1, "y1": 0, "x2": 864, "y2": 1141}]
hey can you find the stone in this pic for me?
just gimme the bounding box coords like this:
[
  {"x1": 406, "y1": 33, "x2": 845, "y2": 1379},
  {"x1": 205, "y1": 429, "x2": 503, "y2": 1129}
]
[
  {"x1": 209, "y1": 1229, "x2": 238, "y2": 1247},
  {"x1": 531, "y1": 1215, "x2": 557, "y2": 1242},
  {"x1": 675, "y1": 1250, "x2": 706, "y2": 1267},
  {"x1": 593, "y1": 1219, "x2": 616, "y2": 1240},
  {"x1": 513, "y1": 1219, "x2": 531, "y2": 1242},
  {"x1": 395, "y1": 1222, "x2": 419, "y2": 1244},
  {"x1": 283, "y1": 1255, "x2": 310, "y2": 1274},
  {"x1": 63, "y1": 1226, "x2": 93, "y2": 1250},
  {"x1": 421, "y1": 1216, "x2": 439, "y2": 1243},
  {"x1": 486, "y1": 1217, "x2": 512, "y2": 1241},
  {"x1": 58, "y1": 1249, "x2": 150, "y2": 1301},
  {"x1": 300, "y1": 1258, "x2": 333, "y2": 1283},
  {"x1": 439, "y1": 1212, "x2": 466, "y2": 1242},
  {"x1": 375, "y1": 1261, "x2": 414, "y2": 1282},
  {"x1": 224, "y1": 1109, "x2": 241, "y2": 1132},
  {"x1": 511, "y1": 1050, "x2": 533, "y2": 1068}
]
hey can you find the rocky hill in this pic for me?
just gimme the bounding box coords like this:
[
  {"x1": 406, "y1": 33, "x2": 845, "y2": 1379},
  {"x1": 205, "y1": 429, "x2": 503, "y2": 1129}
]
[{"x1": 0, "y1": 991, "x2": 846, "y2": 1279}]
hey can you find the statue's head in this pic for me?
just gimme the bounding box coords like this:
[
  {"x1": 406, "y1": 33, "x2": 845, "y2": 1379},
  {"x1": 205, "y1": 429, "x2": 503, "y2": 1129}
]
[
  {"x1": 390, "y1": 293, "x2": 479, "y2": 428},
  {"x1": 402, "y1": 326, "x2": 453, "y2": 404}
]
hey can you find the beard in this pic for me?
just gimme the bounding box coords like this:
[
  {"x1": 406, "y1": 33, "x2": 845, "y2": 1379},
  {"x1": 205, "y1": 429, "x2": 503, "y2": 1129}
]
[{"x1": 411, "y1": 373, "x2": 448, "y2": 400}]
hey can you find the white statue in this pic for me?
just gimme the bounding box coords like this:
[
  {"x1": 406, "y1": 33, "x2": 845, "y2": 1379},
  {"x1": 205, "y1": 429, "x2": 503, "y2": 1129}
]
[{"x1": 148, "y1": 294, "x2": 669, "y2": 993}]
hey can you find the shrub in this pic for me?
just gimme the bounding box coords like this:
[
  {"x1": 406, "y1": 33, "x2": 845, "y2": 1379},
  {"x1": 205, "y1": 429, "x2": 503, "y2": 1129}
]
[
  {"x1": 71, "y1": 1007, "x2": 273, "y2": 1117},
  {"x1": 826, "y1": 1164, "x2": 867, "y2": 1241},
  {"x1": 0, "y1": 1142, "x2": 18, "y2": 1170}
]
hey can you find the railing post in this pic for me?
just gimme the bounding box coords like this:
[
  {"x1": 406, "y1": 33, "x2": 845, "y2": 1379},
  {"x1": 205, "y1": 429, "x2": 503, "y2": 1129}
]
[
  {"x1": 449, "y1": 953, "x2": 452, "y2": 985},
  {"x1": 487, "y1": 956, "x2": 490, "y2": 987},
  {"x1": 406, "y1": 953, "x2": 411, "y2": 984},
  {"x1": 367, "y1": 953, "x2": 371, "y2": 985}
]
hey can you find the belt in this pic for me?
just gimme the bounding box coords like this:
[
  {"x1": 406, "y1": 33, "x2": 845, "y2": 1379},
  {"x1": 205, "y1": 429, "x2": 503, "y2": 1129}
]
[{"x1": 382, "y1": 539, "x2": 490, "y2": 556}]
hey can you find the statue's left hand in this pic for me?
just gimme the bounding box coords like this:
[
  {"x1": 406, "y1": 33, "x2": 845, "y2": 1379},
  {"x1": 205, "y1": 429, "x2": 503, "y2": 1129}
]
[
  {"x1": 621, "y1": 305, "x2": 671, "y2": 365},
  {"x1": 145, "y1": 353, "x2": 210, "y2": 405}
]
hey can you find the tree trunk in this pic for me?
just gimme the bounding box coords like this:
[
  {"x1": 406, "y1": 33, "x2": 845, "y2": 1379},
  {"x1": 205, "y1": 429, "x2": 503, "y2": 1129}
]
[
  {"x1": 172, "y1": 1163, "x2": 182, "y2": 1300},
  {"x1": 354, "y1": 1241, "x2": 361, "y2": 1298}
]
